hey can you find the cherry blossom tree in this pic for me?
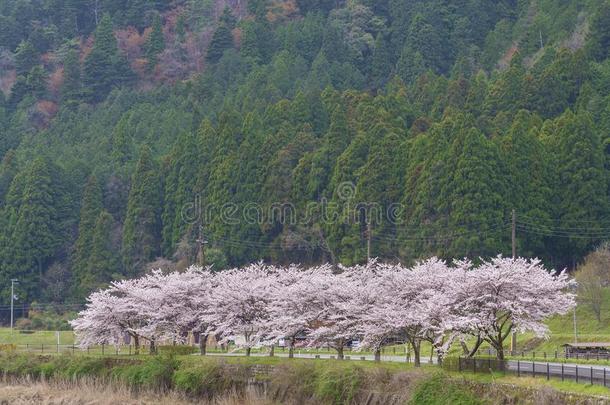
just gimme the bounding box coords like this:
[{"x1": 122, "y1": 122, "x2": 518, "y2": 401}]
[
  {"x1": 110, "y1": 273, "x2": 168, "y2": 354},
  {"x1": 450, "y1": 256, "x2": 575, "y2": 360},
  {"x1": 359, "y1": 258, "x2": 460, "y2": 366},
  {"x1": 261, "y1": 264, "x2": 325, "y2": 358},
  {"x1": 72, "y1": 267, "x2": 216, "y2": 355},
  {"x1": 407, "y1": 259, "x2": 471, "y2": 364},
  {"x1": 337, "y1": 261, "x2": 399, "y2": 362},
  {"x1": 71, "y1": 277, "x2": 151, "y2": 353},
  {"x1": 206, "y1": 263, "x2": 279, "y2": 356},
  {"x1": 299, "y1": 266, "x2": 365, "y2": 360},
  {"x1": 70, "y1": 289, "x2": 129, "y2": 349},
  {"x1": 146, "y1": 266, "x2": 216, "y2": 354},
  {"x1": 71, "y1": 255, "x2": 577, "y2": 363}
]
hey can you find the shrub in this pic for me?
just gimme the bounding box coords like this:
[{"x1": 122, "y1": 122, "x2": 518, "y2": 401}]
[
  {"x1": 59, "y1": 357, "x2": 110, "y2": 379},
  {"x1": 314, "y1": 364, "x2": 363, "y2": 405},
  {"x1": 173, "y1": 361, "x2": 234, "y2": 398},
  {"x1": 157, "y1": 345, "x2": 198, "y2": 356},
  {"x1": 37, "y1": 361, "x2": 59, "y2": 379},
  {"x1": 270, "y1": 361, "x2": 318, "y2": 400},
  {"x1": 0, "y1": 353, "x2": 44, "y2": 377},
  {"x1": 15, "y1": 309, "x2": 76, "y2": 331},
  {"x1": 409, "y1": 373, "x2": 482, "y2": 405},
  {"x1": 36, "y1": 355, "x2": 70, "y2": 379},
  {"x1": 0, "y1": 344, "x2": 17, "y2": 352},
  {"x1": 113, "y1": 355, "x2": 178, "y2": 392}
]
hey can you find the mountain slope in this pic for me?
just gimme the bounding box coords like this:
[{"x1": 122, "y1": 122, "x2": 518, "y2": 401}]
[{"x1": 0, "y1": 0, "x2": 608, "y2": 306}]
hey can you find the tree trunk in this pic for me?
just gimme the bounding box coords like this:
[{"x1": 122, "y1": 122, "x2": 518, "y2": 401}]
[
  {"x1": 430, "y1": 345, "x2": 434, "y2": 364},
  {"x1": 245, "y1": 347, "x2": 251, "y2": 357},
  {"x1": 134, "y1": 335, "x2": 140, "y2": 355},
  {"x1": 336, "y1": 345, "x2": 344, "y2": 360},
  {"x1": 460, "y1": 340, "x2": 469, "y2": 356},
  {"x1": 149, "y1": 340, "x2": 156, "y2": 355},
  {"x1": 411, "y1": 340, "x2": 421, "y2": 367},
  {"x1": 374, "y1": 348, "x2": 381, "y2": 362},
  {"x1": 436, "y1": 351, "x2": 443, "y2": 366},
  {"x1": 594, "y1": 305, "x2": 601, "y2": 323},
  {"x1": 199, "y1": 334, "x2": 208, "y2": 355},
  {"x1": 288, "y1": 339, "x2": 294, "y2": 359},
  {"x1": 468, "y1": 336, "x2": 484, "y2": 358},
  {"x1": 495, "y1": 331, "x2": 505, "y2": 361},
  {"x1": 496, "y1": 343, "x2": 505, "y2": 361},
  {"x1": 269, "y1": 345, "x2": 275, "y2": 357}
]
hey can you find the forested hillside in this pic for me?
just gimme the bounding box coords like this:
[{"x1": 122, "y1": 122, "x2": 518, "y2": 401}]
[{"x1": 0, "y1": 0, "x2": 609, "y2": 306}]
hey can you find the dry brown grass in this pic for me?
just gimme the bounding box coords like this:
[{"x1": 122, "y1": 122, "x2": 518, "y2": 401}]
[{"x1": 0, "y1": 379, "x2": 274, "y2": 405}]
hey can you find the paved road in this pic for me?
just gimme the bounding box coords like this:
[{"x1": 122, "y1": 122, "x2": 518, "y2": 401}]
[
  {"x1": 206, "y1": 351, "x2": 434, "y2": 364},
  {"x1": 206, "y1": 352, "x2": 610, "y2": 383},
  {"x1": 505, "y1": 359, "x2": 610, "y2": 382}
]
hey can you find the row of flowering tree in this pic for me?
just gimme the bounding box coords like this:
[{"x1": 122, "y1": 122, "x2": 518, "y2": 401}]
[{"x1": 71, "y1": 256, "x2": 575, "y2": 365}]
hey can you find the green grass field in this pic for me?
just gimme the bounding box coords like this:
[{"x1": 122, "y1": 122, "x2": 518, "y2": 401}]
[{"x1": 0, "y1": 329, "x2": 74, "y2": 345}]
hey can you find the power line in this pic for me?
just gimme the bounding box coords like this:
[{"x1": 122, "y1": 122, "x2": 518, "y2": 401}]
[
  {"x1": 211, "y1": 236, "x2": 324, "y2": 250},
  {"x1": 518, "y1": 213, "x2": 610, "y2": 225},
  {"x1": 208, "y1": 221, "x2": 512, "y2": 250},
  {"x1": 516, "y1": 218, "x2": 610, "y2": 232},
  {"x1": 0, "y1": 303, "x2": 86, "y2": 310},
  {"x1": 370, "y1": 221, "x2": 511, "y2": 243},
  {"x1": 516, "y1": 224, "x2": 610, "y2": 239}
]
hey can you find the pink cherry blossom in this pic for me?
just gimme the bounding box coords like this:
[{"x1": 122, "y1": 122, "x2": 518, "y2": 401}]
[{"x1": 72, "y1": 255, "x2": 575, "y2": 362}]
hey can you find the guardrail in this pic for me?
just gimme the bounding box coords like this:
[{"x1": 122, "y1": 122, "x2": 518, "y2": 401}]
[
  {"x1": 476, "y1": 348, "x2": 610, "y2": 362},
  {"x1": 444, "y1": 357, "x2": 610, "y2": 388},
  {"x1": 10, "y1": 343, "x2": 136, "y2": 355},
  {"x1": 4, "y1": 343, "x2": 411, "y2": 357}
]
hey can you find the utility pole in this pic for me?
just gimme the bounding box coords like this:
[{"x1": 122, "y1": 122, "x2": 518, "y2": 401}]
[
  {"x1": 196, "y1": 224, "x2": 208, "y2": 267},
  {"x1": 572, "y1": 282, "x2": 578, "y2": 344},
  {"x1": 511, "y1": 209, "x2": 516, "y2": 259},
  {"x1": 366, "y1": 220, "x2": 372, "y2": 262},
  {"x1": 10, "y1": 279, "x2": 18, "y2": 333},
  {"x1": 510, "y1": 210, "x2": 517, "y2": 353},
  {"x1": 573, "y1": 306, "x2": 578, "y2": 344}
]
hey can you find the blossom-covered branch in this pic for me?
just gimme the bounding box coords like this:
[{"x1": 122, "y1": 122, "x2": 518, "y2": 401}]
[{"x1": 71, "y1": 256, "x2": 575, "y2": 363}]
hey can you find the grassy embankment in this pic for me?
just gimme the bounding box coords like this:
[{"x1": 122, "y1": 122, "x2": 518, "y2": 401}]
[{"x1": 0, "y1": 352, "x2": 607, "y2": 404}]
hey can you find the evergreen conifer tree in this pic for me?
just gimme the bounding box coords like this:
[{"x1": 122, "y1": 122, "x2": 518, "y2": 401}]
[
  {"x1": 61, "y1": 48, "x2": 82, "y2": 103},
  {"x1": 501, "y1": 110, "x2": 551, "y2": 258},
  {"x1": 122, "y1": 147, "x2": 163, "y2": 276},
  {"x1": 14, "y1": 40, "x2": 38, "y2": 75},
  {"x1": 2, "y1": 159, "x2": 63, "y2": 301},
  {"x1": 371, "y1": 33, "x2": 392, "y2": 89},
  {"x1": 85, "y1": 210, "x2": 119, "y2": 291},
  {"x1": 586, "y1": 1, "x2": 610, "y2": 61},
  {"x1": 552, "y1": 110, "x2": 608, "y2": 266},
  {"x1": 206, "y1": 22, "x2": 234, "y2": 63},
  {"x1": 145, "y1": 14, "x2": 165, "y2": 70},
  {"x1": 83, "y1": 14, "x2": 133, "y2": 101},
  {"x1": 72, "y1": 175, "x2": 102, "y2": 297},
  {"x1": 444, "y1": 127, "x2": 507, "y2": 258},
  {"x1": 25, "y1": 65, "x2": 47, "y2": 99}
]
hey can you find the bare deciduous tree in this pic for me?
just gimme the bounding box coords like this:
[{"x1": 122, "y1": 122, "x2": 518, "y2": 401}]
[{"x1": 575, "y1": 243, "x2": 610, "y2": 323}]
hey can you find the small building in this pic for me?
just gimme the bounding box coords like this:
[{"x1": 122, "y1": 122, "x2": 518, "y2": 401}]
[{"x1": 562, "y1": 342, "x2": 610, "y2": 359}]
